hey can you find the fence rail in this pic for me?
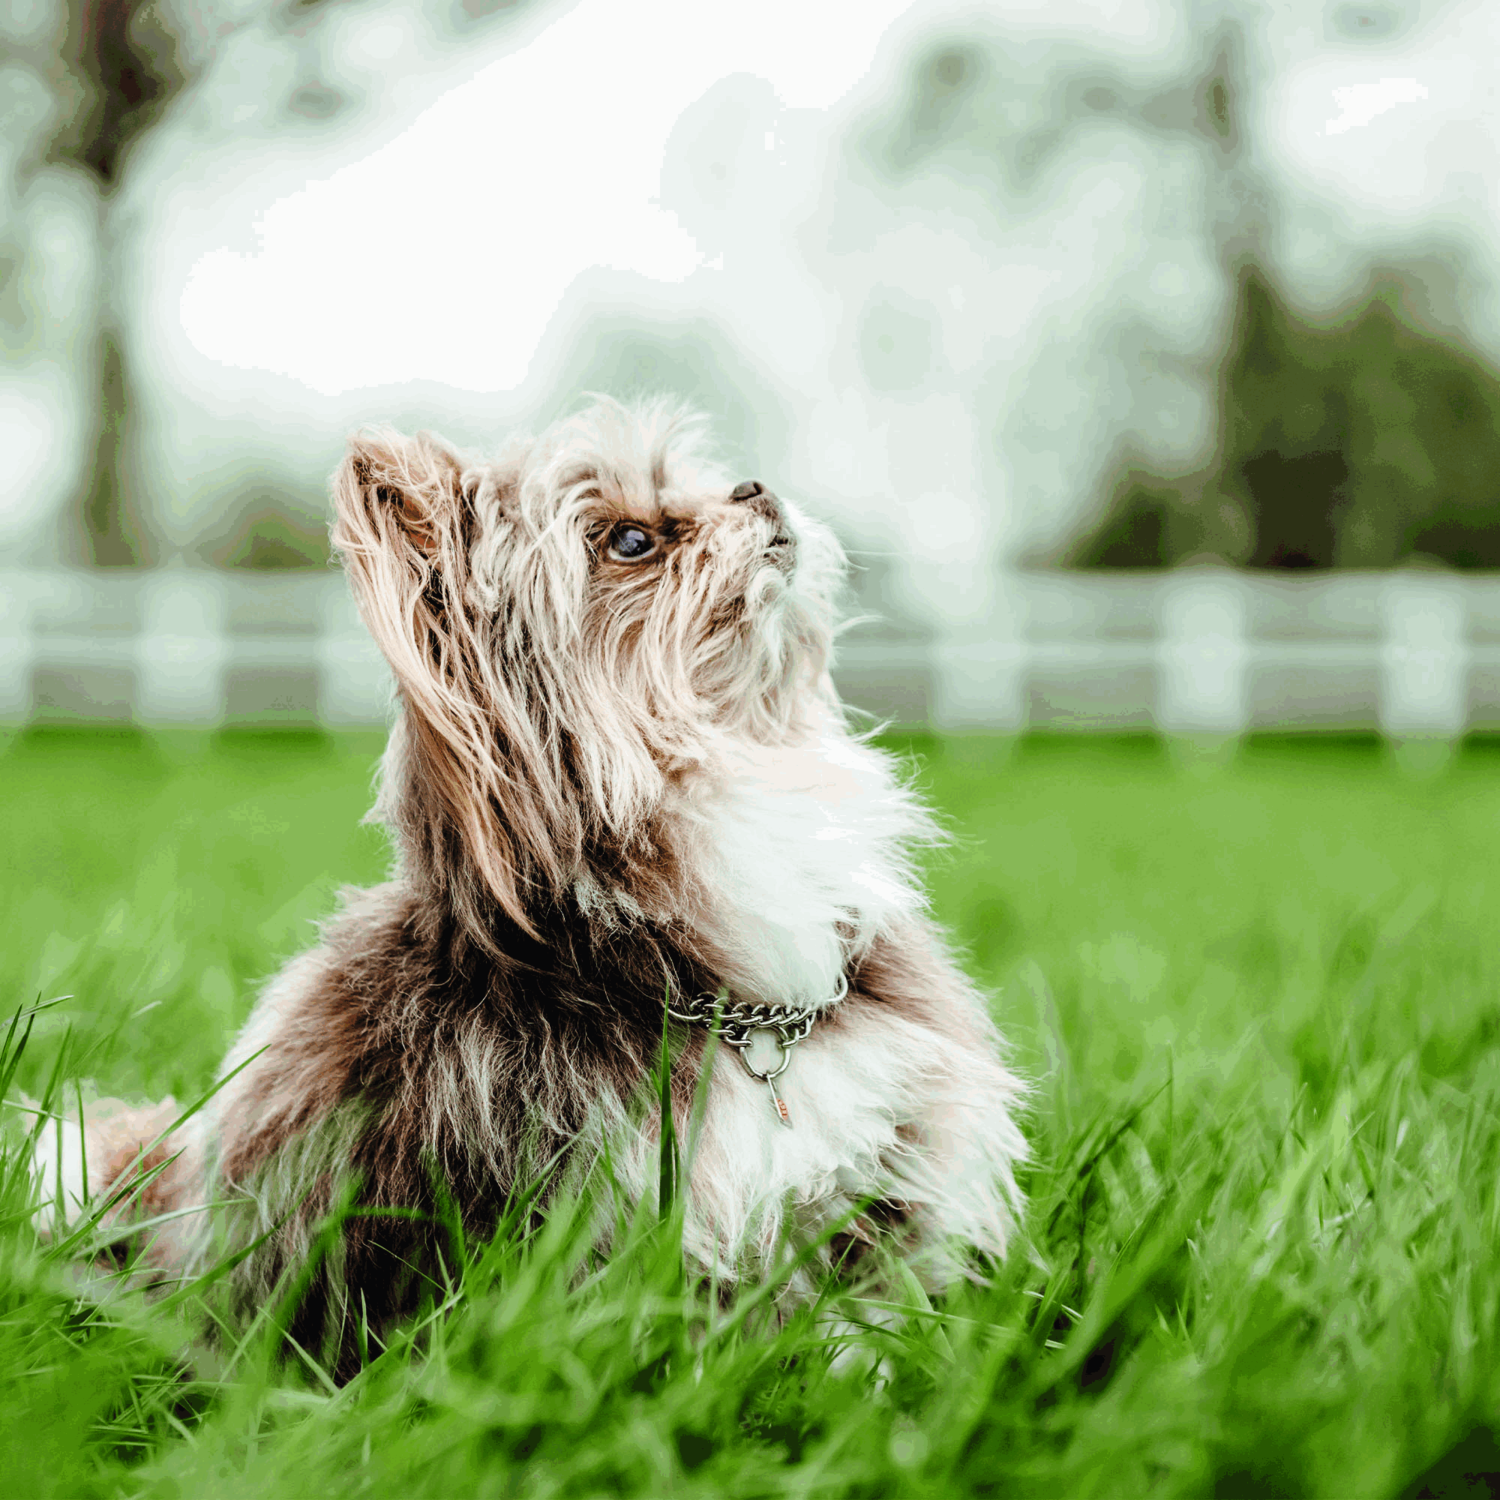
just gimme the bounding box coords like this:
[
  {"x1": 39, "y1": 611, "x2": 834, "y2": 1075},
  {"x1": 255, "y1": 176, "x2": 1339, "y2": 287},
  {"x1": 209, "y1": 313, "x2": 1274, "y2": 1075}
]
[{"x1": 4, "y1": 567, "x2": 1499, "y2": 737}]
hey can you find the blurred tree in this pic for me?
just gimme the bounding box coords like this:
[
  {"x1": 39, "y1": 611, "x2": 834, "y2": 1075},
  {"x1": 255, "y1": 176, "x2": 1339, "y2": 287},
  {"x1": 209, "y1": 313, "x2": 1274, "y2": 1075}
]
[
  {"x1": 531, "y1": 311, "x2": 794, "y2": 477},
  {"x1": 864, "y1": 30, "x2": 1239, "y2": 198},
  {"x1": 210, "y1": 502, "x2": 333, "y2": 570},
  {"x1": 46, "y1": 0, "x2": 193, "y2": 565},
  {"x1": 75, "y1": 331, "x2": 138, "y2": 565},
  {"x1": 1066, "y1": 268, "x2": 1500, "y2": 570},
  {"x1": 49, "y1": 0, "x2": 183, "y2": 187},
  {"x1": 12, "y1": 0, "x2": 535, "y2": 569}
]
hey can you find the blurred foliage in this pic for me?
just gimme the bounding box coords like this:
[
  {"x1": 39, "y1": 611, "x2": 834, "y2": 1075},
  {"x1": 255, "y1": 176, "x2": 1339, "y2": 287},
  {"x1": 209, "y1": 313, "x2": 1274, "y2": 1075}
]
[
  {"x1": 535, "y1": 313, "x2": 794, "y2": 478},
  {"x1": 46, "y1": 0, "x2": 187, "y2": 187},
  {"x1": 20, "y1": 5, "x2": 1496, "y2": 579},
  {"x1": 6, "y1": 0, "x2": 537, "y2": 569},
  {"x1": 207, "y1": 501, "x2": 333, "y2": 570},
  {"x1": 37, "y1": 0, "x2": 196, "y2": 566},
  {"x1": 863, "y1": 32, "x2": 1239, "y2": 192},
  {"x1": 1069, "y1": 268, "x2": 1500, "y2": 570},
  {"x1": 77, "y1": 330, "x2": 155, "y2": 567}
]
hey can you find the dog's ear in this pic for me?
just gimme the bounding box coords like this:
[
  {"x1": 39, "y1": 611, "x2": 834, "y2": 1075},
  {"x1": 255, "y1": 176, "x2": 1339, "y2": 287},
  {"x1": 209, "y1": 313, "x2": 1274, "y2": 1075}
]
[
  {"x1": 331, "y1": 431, "x2": 556, "y2": 939},
  {"x1": 332, "y1": 428, "x2": 465, "y2": 562},
  {"x1": 330, "y1": 429, "x2": 471, "y2": 661}
]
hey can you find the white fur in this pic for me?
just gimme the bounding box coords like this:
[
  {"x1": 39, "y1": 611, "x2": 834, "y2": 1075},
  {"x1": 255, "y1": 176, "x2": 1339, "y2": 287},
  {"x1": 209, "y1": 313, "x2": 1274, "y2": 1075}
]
[
  {"x1": 679, "y1": 726, "x2": 931, "y2": 1008},
  {"x1": 30, "y1": 1112, "x2": 87, "y2": 1233},
  {"x1": 596, "y1": 995, "x2": 1025, "y2": 1286},
  {"x1": 589, "y1": 714, "x2": 1024, "y2": 1283}
]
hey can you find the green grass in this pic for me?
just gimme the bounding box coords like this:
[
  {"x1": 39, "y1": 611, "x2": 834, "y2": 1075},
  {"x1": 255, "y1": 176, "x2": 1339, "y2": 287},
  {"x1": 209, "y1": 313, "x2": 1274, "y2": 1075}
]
[{"x1": 4, "y1": 727, "x2": 1500, "y2": 1497}]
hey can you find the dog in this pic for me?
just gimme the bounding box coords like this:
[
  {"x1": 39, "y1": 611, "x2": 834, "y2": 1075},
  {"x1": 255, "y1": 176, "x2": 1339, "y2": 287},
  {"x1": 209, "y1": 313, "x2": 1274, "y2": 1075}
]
[{"x1": 41, "y1": 398, "x2": 1026, "y2": 1378}]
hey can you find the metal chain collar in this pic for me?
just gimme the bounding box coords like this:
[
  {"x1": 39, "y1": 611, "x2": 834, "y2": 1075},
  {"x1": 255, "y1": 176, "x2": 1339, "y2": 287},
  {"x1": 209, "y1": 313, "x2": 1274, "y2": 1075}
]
[{"x1": 665, "y1": 974, "x2": 849, "y2": 1127}]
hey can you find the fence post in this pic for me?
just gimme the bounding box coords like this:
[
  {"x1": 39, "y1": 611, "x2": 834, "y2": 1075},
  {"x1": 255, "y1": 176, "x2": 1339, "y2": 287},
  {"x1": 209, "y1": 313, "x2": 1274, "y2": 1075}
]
[
  {"x1": 1156, "y1": 570, "x2": 1249, "y2": 738},
  {"x1": 136, "y1": 568, "x2": 229, "y2": 724},
  {"x1": 317, "y1": 576, "x2": 393, "y2": 725},
  {"x1": 1379, "y1": 574, "x2": 1467, "y2": 743},
  {"x1": 0, "y1": 570, "x2": 36, "y2": 722},
  {"x1": 931, "y1": 571, "x2": 1028, "y2": 733}
]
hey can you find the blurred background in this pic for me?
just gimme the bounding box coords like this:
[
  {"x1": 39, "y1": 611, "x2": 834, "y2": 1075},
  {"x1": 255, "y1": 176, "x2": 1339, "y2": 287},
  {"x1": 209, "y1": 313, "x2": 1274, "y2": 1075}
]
[
  {"x1": 11, "y1": 10, "x2": 1500, "y2": 1486},
  {"x1": 5, "y1": 0, "x2": 1500, "y2": 741}
]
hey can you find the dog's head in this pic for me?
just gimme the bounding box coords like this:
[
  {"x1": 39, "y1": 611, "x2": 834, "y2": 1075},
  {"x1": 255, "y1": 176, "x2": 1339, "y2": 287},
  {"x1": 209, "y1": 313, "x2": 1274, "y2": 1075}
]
[{"x1": 331, "y1": 397, "x2": 845, "y2": 932}]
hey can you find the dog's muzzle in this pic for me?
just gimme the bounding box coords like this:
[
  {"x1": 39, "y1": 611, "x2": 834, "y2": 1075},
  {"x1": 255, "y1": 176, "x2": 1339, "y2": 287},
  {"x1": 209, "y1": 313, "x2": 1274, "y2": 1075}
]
[{"x1": 730, "y1": 480, "x2": 797, "y2": 572}]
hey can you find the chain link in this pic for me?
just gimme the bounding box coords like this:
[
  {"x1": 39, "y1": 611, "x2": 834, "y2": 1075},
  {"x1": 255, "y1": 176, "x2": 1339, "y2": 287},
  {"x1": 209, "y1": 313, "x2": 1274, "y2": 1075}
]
[{"x1": 666, "y1": 973, "x2": 847, "y2": 1078}]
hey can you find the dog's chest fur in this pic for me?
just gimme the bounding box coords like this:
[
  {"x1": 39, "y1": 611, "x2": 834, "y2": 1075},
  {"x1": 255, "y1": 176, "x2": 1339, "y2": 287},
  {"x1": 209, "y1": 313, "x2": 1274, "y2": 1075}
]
[
  {"x1": 674, "y1": 730, "x2": 928, "y2": 1008},
  {"x1": 582, "y1": 730, "x2": 1016, "y2": 1269}
]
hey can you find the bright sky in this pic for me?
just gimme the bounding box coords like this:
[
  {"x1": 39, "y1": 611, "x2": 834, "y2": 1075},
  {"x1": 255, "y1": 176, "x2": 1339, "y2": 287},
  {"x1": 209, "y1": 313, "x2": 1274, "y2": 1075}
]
[
  {"x1": 1264, "y1": 0, "x2": 1497, "y2": 229},
  {"x1": 174, "y1": 0, "x2": 1173, "y2": 398},
  {"x1": 1325, "y1": 77, "x2": 1430, "y2": 137},
  {"x1": 179, "y1": 0, "x2": 916, "y2": 395}
]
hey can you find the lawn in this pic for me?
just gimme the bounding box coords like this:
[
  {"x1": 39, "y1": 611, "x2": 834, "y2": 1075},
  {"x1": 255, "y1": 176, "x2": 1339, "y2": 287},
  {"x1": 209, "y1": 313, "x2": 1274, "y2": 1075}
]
[{"x1": 3, "y1": 727, "x2": 1498, "y2": 1498}]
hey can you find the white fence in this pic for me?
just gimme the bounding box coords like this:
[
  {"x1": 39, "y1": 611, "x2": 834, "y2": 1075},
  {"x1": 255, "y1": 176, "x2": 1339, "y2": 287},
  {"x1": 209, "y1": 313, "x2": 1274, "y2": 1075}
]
[{"x1": 3, "y1": 567, "x2": 1499, "y2": 737}]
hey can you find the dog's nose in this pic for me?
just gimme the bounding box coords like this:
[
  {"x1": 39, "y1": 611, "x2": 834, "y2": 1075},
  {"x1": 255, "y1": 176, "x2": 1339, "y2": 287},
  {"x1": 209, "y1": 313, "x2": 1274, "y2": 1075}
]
[
  {"x1": 729, "y1": 479, "x2": 782, "y2": 526},
  {"x1": 730, "y1": 480, "x2": 796, "y2": 571}
]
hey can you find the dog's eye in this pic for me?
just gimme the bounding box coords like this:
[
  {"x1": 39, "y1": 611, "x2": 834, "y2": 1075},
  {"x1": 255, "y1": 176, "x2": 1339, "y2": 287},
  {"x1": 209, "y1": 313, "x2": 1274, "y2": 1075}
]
[{"x1": 607, "y1": 524, "x2": 656, "y2": 562}]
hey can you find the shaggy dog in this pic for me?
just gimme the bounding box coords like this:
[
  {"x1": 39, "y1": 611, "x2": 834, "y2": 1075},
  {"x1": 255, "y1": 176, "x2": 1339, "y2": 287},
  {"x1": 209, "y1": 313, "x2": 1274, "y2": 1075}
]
[{"x1": 41, "y1": 399, "x2": 1026, "y2": 1377}]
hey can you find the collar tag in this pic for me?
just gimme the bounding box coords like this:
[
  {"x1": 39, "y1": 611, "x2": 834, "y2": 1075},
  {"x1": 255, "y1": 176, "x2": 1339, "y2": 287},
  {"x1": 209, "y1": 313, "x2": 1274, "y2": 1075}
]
[{"x1": 666, "y1": 976, "x2": 848, "y2": 1128}]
